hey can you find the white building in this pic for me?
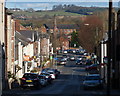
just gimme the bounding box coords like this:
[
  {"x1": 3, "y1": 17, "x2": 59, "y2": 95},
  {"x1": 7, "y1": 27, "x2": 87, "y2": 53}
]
[
  {"x1": 0, "y1": 0, "x2": 5, "y2": 94},
  {"x1": 100, "y1": 33, "x2": 108, "y2": 84}
]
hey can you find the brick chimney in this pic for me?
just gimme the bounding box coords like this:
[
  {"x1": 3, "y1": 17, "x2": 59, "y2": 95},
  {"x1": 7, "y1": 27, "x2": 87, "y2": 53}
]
[{"x1": 15, "y1": 20, "x2": 20, "y2": 32}]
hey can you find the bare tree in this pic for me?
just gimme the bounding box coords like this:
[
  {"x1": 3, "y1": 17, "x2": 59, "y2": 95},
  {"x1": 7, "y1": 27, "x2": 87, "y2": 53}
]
[{"x1": 78, "y1": 15, "x2": 103, "y2": 53}]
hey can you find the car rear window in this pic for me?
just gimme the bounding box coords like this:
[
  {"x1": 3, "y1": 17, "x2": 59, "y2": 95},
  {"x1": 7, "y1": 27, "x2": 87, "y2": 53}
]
[
  {"x1": 38, "y1": 76, "x2": 45, "y2": 79},
  {"x1": 86, "y1": 76, "x2": 100, "y2": 80},
  {"x1": 23, "y1": 74, "x2": 38, "y2": 79},
  {"x1": 48, "y1": 72, "x2": 54, "y2": 74}
]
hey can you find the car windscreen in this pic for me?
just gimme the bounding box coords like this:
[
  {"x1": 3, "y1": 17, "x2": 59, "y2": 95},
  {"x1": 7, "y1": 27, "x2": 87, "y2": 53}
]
[
  {"x1": 23, "y1": 74, "x2": 38, "y2": 79},
  {"x1": 41, "y1": 73, "x2": 50, "y2": 76},
  {"x1": 48, "y1": 72, "x2": 54, "y2": 74}
]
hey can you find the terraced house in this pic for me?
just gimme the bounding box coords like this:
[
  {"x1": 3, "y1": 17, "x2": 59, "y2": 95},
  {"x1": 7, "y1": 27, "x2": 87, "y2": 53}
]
[{"x1": 42, "y1": 24, "x2": 79, "y2": 50}]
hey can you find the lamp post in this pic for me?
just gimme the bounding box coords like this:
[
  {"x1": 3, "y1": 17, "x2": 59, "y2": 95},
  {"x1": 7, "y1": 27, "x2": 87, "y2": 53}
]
[{"x1": 107, "y1": 0, "x2": 112, "y2": 96}]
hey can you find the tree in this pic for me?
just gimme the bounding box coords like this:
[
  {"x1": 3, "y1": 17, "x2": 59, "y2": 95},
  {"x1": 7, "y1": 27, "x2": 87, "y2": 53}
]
[
  {"x1": 78, "y1": 15, "x2": 103, "y2": 53},
  {"x1": 70, "y1": 31, "x2": 80, "y2": 48},
  {"x1": 26, "y1": 8, "x2": 35, "y2": 12}
]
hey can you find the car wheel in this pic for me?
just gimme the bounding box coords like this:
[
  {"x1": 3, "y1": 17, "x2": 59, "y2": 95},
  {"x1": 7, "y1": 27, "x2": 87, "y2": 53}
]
[
  {"x1": 21, "y1": 86, "x2": 26, "y2": 89},
  {"x1": 83, "y1": 87, "x2": 88, "y2": 90},
  {"x1": 35, "y1": 85, "x2": 41, "y2": 90}
]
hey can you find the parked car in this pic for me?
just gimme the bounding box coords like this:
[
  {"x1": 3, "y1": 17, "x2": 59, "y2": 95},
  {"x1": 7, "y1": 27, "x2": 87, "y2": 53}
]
[
  {"x1": 77, "y1": 56, "x2": 82, "y2": 60},
  {"x1": 40, "y1": 73, "x2": 52, "y2": 84},
  {"x1": 86, "y1": 59, "x2": 93, "y2": 65},
  {"x1": 55, "y1": 57, "x2": 63, "y2": 65},
  {"x1": 62, "y1": 56, "x2": 68, "y2": 61},
  {"x1": 54, "y1": 69, "x2": 60, "y2": 76},
  {"x1": 76, "y1": 59, "x2": 83, "y2": 65},
  {"x1": 41, "y1": 68, "x2": 60, "y2": 79},
  {"x1": 40, "y1": 68, "x2": 51, "y2": 74},
  {"x1": 47, "y1": 71, "x2": 56, "y2": 79},
  {"x1": 85, "y1": 64, "x2": 99, "y2": 71},
  {"x1": 75, "y1": 50, "x2": 81, "y2": 55},
  {"x1": 20, "y1": 73, "x2": 40, "y2": 89},
  {"x1": 83, "y1": 74, "x2": 103, "y2": 89},
  {"x1": 49, "y1": 69, "x2": 60, "y2": 78},
  {"x1": 57, "y1": 50, "x2": 62, "y2": 54},
  {"x1": 69, "y1": 56, "x2": 75, "y2": 61},
  {"x1": 63, "y1": 50, "x2": 68, "y2": 54},
  {"x1": 38, "y1": 75, "x2": 48, "y2": 86},
  {"x1": 59, "y1": 58, "x2": 67, "y2": 65},
  {"x1": 72, "y1": 50, "x2": 76, "y2": 54}
]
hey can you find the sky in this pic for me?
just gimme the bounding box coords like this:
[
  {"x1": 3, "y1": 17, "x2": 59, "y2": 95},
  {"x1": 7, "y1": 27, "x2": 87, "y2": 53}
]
[
  {"x1": 5, "y1": 0, "x2": 120, "y2": 10},
  {"x1": 6, "y1": 0, "x2": 120, "y2": 2}
]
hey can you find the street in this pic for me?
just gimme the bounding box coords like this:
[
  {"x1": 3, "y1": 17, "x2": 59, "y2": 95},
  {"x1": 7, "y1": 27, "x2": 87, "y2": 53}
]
[{"x1": 2, "y1": 54, "x2": 114, "y2": 96}]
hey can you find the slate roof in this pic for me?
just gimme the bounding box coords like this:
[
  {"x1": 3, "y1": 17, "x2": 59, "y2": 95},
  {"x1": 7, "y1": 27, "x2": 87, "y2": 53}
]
[
  {"x1": 19, "y1": 30, "x2": 39, "y2": 41},
  {"x1": 15, "y1": 31, "x2": 32, "y2": 46},
  {"x1": 19, "y1": 30, "x2": 34, "y2": 39},
  {"x1": 44, "y1": 24, "x2": 80, "y2": 29}
]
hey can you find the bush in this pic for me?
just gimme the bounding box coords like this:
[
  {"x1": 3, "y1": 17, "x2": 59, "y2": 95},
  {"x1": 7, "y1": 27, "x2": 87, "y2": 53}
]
[{"x1": 8, "y1": 71, "x2": 16, "y2": 79}]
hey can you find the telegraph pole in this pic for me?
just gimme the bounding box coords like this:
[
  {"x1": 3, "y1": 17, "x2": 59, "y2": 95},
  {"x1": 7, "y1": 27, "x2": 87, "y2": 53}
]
[
  {"x1": 53, "y1": 14, "x2": 57, "y2": 69},
  {"x1": 107, "y1": 0, "x2": 112, "y2": 96},
  {"x1": 53, "y1": 14, "x2": 57, "y2": 53}
]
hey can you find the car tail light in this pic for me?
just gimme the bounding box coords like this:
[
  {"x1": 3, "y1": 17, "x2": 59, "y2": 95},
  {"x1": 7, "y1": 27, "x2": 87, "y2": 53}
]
[{"x1": 21, "y1": 78, "x2": 26, "y2": 80}]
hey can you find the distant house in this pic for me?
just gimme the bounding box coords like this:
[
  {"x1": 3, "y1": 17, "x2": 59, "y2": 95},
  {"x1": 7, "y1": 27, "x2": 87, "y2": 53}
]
[
  {"x1": 41, "y1": 24, "x2": 79, "y2": 50},
  {"x1": 14, "y1": 20, "x2": 32, "y2": 31},
  {"x1": 9, "y1": 8, "x2": 22, "y2": 12},
  {"x1": 44, "y1": 24, "x2": 79, "y2": 35},
  {"x1": 40, "y1": 34, "x2": 50, "y2": 58}
]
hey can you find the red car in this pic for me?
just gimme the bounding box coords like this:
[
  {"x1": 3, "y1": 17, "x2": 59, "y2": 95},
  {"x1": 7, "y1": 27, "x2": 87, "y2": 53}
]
[{"x1": 85, "y1": 64, "x2": 99, "y2": 71}]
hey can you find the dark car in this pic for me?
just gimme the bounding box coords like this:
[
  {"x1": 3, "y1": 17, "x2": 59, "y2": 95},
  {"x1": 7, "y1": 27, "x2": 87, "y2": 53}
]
[
  {"x1": 41, "y1": 68, "x2": 51, "y2": 73},
  {"x1": 85, "y1": 64, "x2": 99, "y2": 71},
  {"x1": 40, "y1": 73, "x2": 52, "y2": 84},
  {"x1": 55, "y1": 57, "x2": 63, "y2": 65},
  {"x1": 53, "y1": 69, "x2": 60, "y2": 77},
  {"x1": 59, "y1": 58, "x2": 67, "y2": 65},
  {"x1": 83, "y1": 74, "x2": 103, "y2": 89},
  {"x1": 20, "y1": 73, "x2": 40, "y2": 89},
  {"x1": 38, "y1": 75, "x2": 49, "y2": 86},
  {"x1": 76, "y1": 59, "x2": 83, "y2": 65},
  {"x1": 86, "y1": 59, "x2": 93, "y2": 65}
]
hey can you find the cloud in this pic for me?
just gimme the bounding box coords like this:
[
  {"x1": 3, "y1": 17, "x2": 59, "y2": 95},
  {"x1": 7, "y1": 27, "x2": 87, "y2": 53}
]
[{"x1": 22, "y1": 3, "x2": 49, "y2": 8}]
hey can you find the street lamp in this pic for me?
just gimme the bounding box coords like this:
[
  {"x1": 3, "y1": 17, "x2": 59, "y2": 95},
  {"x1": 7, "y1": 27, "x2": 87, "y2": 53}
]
[
  {"x1": 84, "y1": 23, "x2": 89, "y2": 26},
  {"x1": 107, "y1": 0, "x2": 112, "y2": 96}
]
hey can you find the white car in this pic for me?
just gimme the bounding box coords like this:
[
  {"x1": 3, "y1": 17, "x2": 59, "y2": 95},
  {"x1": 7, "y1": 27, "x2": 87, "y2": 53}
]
[
  {"x1": 47, "y1": 71, "x2": 56, "y2": 79},
  {"x1": 70, "y1": 56, "x2": 75, "y2": 61},
  {"x1": 63, "y1": 50, "x2": 68, "y2": 54}
]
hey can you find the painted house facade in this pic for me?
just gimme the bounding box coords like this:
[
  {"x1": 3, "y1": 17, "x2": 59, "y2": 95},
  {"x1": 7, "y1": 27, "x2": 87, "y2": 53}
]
[{"x1": 0, "y1": 0, "x2": 5, "y2": 92}]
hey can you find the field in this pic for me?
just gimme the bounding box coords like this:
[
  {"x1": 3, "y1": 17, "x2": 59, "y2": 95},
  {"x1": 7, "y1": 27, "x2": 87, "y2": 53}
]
[{"x1": 10, "y1": 10, "x2": 84, "y2": 17}]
